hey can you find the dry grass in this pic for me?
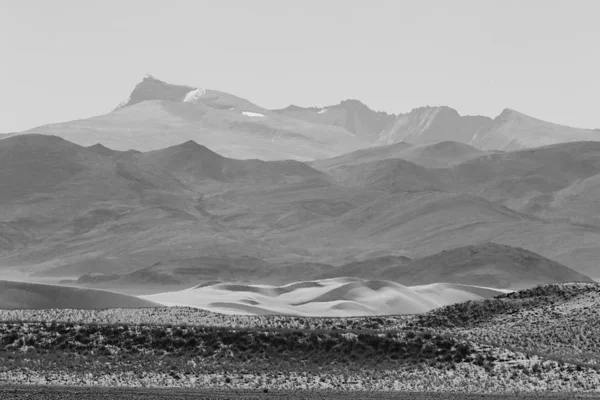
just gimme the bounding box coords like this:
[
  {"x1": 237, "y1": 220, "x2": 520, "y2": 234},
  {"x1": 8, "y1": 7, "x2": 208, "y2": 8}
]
[
  {"x1": 1, "y1": 283, "x2": 599, "y2": 393},
  {"x1": 416, "y1": 283, "x2": 600, "y2": 367}
]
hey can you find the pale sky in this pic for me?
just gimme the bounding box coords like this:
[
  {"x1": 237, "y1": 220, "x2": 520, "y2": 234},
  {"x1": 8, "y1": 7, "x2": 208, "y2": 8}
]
[{"x1": 1, "y1": 0, "x2": 599, "y2": 132}]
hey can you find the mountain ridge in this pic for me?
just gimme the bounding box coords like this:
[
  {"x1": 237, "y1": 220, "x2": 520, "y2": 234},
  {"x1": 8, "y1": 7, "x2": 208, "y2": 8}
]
[
  {"x1": 13, "y1": 75, "x2": 371, "y2": 160},
  {"x1": 273, "y1": 98, "x2": 396, "y2": 141},
  {"x1": 8, "y1": 74, "x2": 599, "y2": 158},
  {"x1": 2, "y1": 134, "x2": 600, "y2": 286}
]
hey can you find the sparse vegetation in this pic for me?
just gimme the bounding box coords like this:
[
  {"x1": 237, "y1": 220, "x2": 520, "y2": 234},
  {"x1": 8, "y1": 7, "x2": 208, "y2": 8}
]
[
  {"x1": 1, "y1": 283, "x2": 600, "y2": 393},
  {"x1": 417, "y1": 283, "x2": 600, "y2": 367}
]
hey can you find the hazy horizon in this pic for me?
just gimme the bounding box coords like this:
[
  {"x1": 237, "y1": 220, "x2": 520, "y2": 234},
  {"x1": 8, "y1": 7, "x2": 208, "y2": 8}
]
[{"x1": 1, "y1": 0, "x2": 600, "y2": 132}]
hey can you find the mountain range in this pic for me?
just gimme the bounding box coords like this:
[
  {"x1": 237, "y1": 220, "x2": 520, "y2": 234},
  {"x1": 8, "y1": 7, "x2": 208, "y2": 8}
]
[
  {"x1": 1, "y1": 74, "x2": 600, "y2": 295},
  {"x1": 6, "y1": 74, "x2": 598, "y2": 161},
  {"x1": 1, "y1": 133, "x2": 599, "y2": 288}
]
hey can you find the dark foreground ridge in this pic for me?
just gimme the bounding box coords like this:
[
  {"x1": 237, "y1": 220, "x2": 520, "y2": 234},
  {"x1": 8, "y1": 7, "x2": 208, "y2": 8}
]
[
  {"x1": 1, "y1": 386, "x2": 598, "y2": 400},
  {"x1": 0, "y1": 283, "x2": 599, "y2": 393}
]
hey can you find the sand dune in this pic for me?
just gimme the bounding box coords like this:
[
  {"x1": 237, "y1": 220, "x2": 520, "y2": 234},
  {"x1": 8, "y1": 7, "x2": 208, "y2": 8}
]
[
  {"x1": 0, "y1": 280, "x2": 161, "y2": 309},
  {"x1": 142, "y1": 277, "x2": 509, "y2": 316}
]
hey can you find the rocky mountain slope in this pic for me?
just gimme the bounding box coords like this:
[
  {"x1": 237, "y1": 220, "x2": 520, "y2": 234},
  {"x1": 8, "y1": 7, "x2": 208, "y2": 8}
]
[
  {"x1": 376, "y1": 106, "x2": 598, "y2": 151},
  {"x1": 273, "y1": 99, "x2": 396, "y2": 142},
  {"x1": 377, "y1": 106, "x2": 493, "y2": 147}
]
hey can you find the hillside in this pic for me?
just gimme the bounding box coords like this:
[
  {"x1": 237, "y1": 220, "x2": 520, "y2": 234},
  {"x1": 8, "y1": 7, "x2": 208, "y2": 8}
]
[
  {"x1": 317, "y1": 243, "x2": 592, "y2": 289},
  {"x1": 322, "y1": 158, "x2": 445, "y2": 193},
  {"x1": 1, "y1": 283, "x2": 600, "y2": 393},
  {"x1": 312, "y1": 141, "x2": 489, "y2": 171},
  {"x1": 0, "y1": 134, "x2": 202, "y2": 259},
  {"x1": 289, "y1": 190, "x2": 595, "y2": 266},
  {"x1": 0, "y1": 135, "x2": 115, "y2": 204},
  {"x1": 0, "y1": 280, "x2": 160, "y2": 309},
  {"x1": 112, "y1": 256, "x2": 281, "y2": 288},
  {"x1": 418, "y1": 282, "x2": 600, "y2": 367},
  {"x1": 447, "y1": 141, "x2": 600, "y2": 212},
  {"x1": 471, "y1": 109, "x2": 599, "y2": 151},
  {"x1": 273, "y1": 99, "x2": 396, "y2": 141},
  {"x1": 540, "y1": 173, "x2": 600, "y2": 227},
  {"x1": 3, "y1": 136, "x2": 600, "y2": 283},
  {"x1": 394, "y1": 243, "x2": 594, "y2": 289},
  {"x1": 137, "y1": 140, "x2": 327, "y2": 186},
  {"x1": 0, "y1": 135, "x2": 330, "y2": 277},
  {"x1": 13, "y1": 75, "x2": 369, "y2": 161}
]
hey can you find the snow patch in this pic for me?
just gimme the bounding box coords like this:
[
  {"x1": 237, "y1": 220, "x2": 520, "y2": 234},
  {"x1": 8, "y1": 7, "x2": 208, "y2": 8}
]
[
  {"x1": 242, "y1": 111, "x2": 265, "y2": 118},
  {"x1": 318, "y1": 108, "x2": 328, "y2": 114},
  {"x1": 184, "y1": 88, "x2": 206, "y2": 102}
]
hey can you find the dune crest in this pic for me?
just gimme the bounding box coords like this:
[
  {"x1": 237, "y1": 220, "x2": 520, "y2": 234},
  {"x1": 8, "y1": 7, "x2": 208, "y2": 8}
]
[
  {"x1": 142, "y1": 277, "x2": 509, "y2": 316},
  {"x1": 0, "y1": 280, "x2": 161, "y2": 309}
]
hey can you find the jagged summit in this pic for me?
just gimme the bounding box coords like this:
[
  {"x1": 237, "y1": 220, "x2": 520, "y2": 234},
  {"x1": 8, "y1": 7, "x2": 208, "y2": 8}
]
[
  {"x1": 493, "y1": 108, "x2": 528, "y2": 123},
  {"x1": 274, "y1": 98, "x2": 396, "y2": 141},
  {"x1": 377, "y1": 106, "x2": 493, "y2": 146},
  {"x1": 15, "y1": 73, "x2": 600, "y2": 159},
  {"x1": 115, "y1": 74, "x2": 198, "y2": 110}
]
